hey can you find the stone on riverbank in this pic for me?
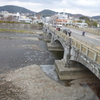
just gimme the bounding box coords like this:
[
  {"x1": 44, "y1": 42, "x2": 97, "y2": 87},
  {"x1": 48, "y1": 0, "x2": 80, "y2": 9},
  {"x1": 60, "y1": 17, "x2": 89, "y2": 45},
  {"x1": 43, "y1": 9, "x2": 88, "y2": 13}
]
[{"x1": 0, "y1": 64, "x2": 98, "y2": 100}]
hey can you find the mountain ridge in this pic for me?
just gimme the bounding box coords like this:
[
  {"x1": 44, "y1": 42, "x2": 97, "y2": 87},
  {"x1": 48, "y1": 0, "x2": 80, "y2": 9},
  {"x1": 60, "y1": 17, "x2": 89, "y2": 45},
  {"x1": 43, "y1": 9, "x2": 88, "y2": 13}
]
[
  {"x1": 0, "y1": 5, "x2": 100, "y2": 19},
  {"x1": 0, "y1": 5, "x2": 35, "y2": 13}
]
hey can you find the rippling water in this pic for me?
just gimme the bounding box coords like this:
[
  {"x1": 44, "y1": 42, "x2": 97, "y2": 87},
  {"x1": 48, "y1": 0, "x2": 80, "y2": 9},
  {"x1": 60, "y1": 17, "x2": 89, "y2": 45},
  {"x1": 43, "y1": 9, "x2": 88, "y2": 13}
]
[{"x1": 0, "y1": 32, "x2": 63, "y2": 73}]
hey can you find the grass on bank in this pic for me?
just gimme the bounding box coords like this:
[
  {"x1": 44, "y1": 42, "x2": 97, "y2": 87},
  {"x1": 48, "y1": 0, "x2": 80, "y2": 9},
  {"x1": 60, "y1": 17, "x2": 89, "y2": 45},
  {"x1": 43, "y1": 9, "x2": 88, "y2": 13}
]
[
  {"x1": 0, "y1": 21, "x2": 43, "y2": 26},
  {"x1": 0, "y1": 29, "x2": 35, "y2": 34},
  {"x1": 0, "y1": 21, "x2": 31, "y2": 24}
]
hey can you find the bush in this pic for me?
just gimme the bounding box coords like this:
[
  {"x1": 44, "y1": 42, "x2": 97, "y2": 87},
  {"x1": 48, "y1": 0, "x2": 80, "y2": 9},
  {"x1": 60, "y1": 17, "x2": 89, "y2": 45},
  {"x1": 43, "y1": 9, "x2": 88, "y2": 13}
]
[
  {"x1": 38, "y1": 23, "x2": 43, "y2": 26},
  {"x1": 0, "y1": 21, "x2": 20, "y2": 24}
]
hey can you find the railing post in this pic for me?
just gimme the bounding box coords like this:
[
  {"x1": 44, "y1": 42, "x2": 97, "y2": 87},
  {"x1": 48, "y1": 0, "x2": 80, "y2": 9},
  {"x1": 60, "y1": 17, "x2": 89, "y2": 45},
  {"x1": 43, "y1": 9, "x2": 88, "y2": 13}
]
[{"x1": 94, "y1": 52, "x2": 97, "y2": 62}]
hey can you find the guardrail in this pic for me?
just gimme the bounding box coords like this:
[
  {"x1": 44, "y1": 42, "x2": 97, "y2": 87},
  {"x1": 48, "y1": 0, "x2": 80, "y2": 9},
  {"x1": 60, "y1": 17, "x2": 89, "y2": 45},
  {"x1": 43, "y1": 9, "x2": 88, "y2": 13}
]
[
  {"x1": 68, "y1": 26, "x2": 100, "y2": 35},
  {"x1": 48, "y1": 25, "x2": 69, "y2": 41}
]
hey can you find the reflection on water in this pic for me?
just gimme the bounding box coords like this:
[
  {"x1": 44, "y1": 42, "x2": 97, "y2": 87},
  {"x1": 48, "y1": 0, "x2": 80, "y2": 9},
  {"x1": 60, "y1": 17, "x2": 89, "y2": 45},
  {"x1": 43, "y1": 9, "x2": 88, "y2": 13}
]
[{"x1": 51, "y1": 51, "x2": 64, "y2": 60}]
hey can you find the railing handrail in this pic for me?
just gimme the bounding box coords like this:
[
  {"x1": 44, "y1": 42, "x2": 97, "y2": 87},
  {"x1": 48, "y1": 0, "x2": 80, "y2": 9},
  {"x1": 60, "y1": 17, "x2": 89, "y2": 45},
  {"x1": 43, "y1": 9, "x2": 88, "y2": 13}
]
[{"x1": 71, "y1": 37, "x2": 100, "y2": 54}]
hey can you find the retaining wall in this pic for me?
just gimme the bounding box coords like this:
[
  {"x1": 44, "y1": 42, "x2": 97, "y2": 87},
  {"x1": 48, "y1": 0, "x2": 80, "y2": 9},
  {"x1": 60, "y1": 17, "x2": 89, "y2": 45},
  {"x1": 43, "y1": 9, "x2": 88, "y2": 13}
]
[{"x1": 0, "y1": 23, "x2": 43, "y2": 31}]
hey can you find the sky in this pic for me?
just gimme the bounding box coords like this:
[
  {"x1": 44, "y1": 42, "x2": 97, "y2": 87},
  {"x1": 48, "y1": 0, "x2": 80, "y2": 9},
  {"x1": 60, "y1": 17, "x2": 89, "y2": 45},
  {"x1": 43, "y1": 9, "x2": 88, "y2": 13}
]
[{"x1": 0, "y1": 0, "x2": 100, "y2": 17}]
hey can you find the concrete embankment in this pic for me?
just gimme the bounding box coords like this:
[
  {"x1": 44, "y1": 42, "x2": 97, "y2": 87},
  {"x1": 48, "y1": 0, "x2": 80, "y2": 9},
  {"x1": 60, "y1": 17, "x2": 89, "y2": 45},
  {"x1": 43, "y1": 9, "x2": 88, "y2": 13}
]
[{"x1": 0, "y1": 23, "x2": 43, "y2": 32}]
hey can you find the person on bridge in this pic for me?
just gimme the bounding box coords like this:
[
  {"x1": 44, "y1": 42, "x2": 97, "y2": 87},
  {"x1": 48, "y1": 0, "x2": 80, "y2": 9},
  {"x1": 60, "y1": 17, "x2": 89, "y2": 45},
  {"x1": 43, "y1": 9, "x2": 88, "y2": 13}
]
[
  {"x1": 82, "y1": 31, "x2": 85, "y2": 36},
  {"x1": 65, "y1": 31, "x2": 68, "y2": 35},
  {"x1": 68, "y1": 31, "x2": 71, "y2": 36}
]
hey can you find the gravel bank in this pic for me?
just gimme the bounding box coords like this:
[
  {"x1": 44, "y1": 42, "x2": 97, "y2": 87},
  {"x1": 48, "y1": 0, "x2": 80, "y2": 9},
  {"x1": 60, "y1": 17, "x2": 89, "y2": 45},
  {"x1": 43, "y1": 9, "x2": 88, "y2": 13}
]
[{"x1": 0, "y1": 64, "x2": 99, "y2": 100}]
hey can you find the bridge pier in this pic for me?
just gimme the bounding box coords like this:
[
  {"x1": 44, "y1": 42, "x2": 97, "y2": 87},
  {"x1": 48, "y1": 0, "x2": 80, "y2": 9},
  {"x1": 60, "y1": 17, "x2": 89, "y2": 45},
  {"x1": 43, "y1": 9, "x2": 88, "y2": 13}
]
[
  {"x1": 47, "y1": 43, "x2": 64, "y2": 51},
  {"x1": 43, "y1": 34, "x2": 51, "y2": 42},
  {"x1": 54, "y1": 60, "x2": 95, "y2": 80},
  {"x1": 43, "y1": 28, "x2": 53, "y2": 42}
]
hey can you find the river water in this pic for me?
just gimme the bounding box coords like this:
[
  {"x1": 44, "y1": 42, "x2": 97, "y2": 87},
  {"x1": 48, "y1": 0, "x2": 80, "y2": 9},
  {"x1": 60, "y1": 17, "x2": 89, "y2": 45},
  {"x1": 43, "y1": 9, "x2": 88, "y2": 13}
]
[{"x1": 0, "y1": 31, "x2": 63, "y2": 74}]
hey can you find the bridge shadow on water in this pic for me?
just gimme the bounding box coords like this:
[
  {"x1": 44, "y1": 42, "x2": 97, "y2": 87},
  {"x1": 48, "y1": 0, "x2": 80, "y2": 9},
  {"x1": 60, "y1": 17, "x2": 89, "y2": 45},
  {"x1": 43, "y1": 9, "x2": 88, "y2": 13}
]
[
  {"x1": 50, "y1": 51, "x2": 64, "y2": 60},
  {"x1": 69, "y1": 61, "x2": 100, "y2": 99}
]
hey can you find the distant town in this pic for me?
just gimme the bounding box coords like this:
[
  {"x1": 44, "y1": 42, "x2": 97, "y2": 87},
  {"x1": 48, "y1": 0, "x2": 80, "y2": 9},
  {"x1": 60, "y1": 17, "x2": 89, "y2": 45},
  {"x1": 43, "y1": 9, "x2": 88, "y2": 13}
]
[{"x1": 0, "y1": 10, "x2": 100, "y2": 28}]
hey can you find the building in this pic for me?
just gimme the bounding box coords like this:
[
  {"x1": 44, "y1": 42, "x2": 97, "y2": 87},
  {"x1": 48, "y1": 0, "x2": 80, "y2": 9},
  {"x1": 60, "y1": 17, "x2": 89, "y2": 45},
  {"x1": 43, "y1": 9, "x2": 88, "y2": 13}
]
[
  {"x1": 75, "y1": 22, "x2": 88, "y2": 27},
  {"x1": 55, "y1": 12, "x2": 68, "y2": 25},
  {"x1": 18, "y1": 18, "x2": 32, "y2": 23}
]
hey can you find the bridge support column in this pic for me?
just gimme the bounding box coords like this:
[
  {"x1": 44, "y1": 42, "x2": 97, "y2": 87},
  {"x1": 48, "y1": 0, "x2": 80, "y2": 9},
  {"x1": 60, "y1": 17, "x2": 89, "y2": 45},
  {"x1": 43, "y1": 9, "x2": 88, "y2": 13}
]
[
  {"x1": 43, "y1": 34, "x2": 51, "y2": 42},
  {"x1": 54, "y1": 60, "x2": 95, "y2": 80},
  {"x1": 47, "y1": 34, "x2": 64, "y2": 51},
  {"x1": 63, "y1": 38, "x2": 71, "y2": 68},
  {"x1": 43, "y1": 31, "x2": 52, "y2": 42},
  {"x1": 63, "y1": 47, "x2": 69, "y2": 61},
  {"x1": 50, "y1": 35, "x2": 55, "y2": 45}
]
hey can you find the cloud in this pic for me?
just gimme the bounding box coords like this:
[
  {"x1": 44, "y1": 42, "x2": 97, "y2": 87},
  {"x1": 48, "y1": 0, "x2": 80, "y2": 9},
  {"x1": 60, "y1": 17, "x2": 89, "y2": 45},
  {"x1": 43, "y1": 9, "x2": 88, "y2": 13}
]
[
  {"x1": 0, "y1": 0, "x2": 100, "y2": 16},
  {"x1": 1, "y1": 0, "x2": 55, "y2": 5},
  {"x1": 0, "y1": 1, "x2": 43, "y2": 12}
]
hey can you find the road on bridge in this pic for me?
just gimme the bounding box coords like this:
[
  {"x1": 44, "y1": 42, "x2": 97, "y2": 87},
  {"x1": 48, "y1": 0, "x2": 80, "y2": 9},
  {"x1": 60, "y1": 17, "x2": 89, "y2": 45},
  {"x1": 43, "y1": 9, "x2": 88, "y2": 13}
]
[{"x1": 63, "y1": 26, "x2": 100, "y2": 51}]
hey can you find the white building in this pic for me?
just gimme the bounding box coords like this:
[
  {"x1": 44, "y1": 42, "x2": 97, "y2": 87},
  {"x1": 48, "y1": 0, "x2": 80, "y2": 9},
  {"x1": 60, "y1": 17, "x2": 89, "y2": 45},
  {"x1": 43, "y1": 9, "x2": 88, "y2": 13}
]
[
  {"x1": 51, "y1": 12, "x2": 69, "y2": 25},
  {"x1": 75, "y1": 22, "x2": 88, "y2": 27},
  {"x1": 18, "y1": 18, "x2": 32, "y2": 23},
  {"x1": 56, "y1": 12, "x2": 68, "y2": 19}
]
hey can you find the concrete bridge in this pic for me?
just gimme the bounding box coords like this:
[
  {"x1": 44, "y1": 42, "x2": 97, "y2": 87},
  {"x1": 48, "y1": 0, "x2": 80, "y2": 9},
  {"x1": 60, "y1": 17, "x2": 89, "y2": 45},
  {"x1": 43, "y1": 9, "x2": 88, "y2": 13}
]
[{"x1": 43, "y1": 25, "x2": 100, "y2": 80}]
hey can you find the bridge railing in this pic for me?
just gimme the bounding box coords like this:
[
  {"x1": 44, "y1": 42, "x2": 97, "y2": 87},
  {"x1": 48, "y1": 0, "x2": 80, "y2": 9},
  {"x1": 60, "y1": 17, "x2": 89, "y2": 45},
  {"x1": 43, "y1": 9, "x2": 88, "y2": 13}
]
[
  {"x1": 48, "y1": 25, "x2": 69, "y2": 41},
  {"x1": 68, "y1": 26, "x2": 100, "y2": 35},
  {"x1": 71, "y1": 35, "x2": 99, "y2": 51},
  {"x1": 71, "y1": 37, "x2": 100, "y2": 65}
]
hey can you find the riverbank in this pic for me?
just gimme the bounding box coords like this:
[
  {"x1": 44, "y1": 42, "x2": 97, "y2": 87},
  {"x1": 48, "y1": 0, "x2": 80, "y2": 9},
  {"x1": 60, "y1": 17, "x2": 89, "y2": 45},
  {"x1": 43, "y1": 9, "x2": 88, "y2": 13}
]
[
  {"x1": 0, "y1": 64, "x2": 99, "y2": 100},
  {"x1": 0, "y1": 23, "x2": 43, "y2": 33},
  {"x1": 0, "y1": 29, "x2": 35, "y2": 33}
]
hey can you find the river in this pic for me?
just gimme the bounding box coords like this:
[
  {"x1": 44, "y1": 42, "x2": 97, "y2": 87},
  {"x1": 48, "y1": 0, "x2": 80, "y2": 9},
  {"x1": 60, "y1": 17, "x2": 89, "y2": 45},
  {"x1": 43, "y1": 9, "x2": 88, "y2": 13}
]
[
  {"x1": 0, "y1": 31, "x2": 63, "y2": 74},
  {"x1": 0, "y1": 31, "x2": 100, "y2": 99}
]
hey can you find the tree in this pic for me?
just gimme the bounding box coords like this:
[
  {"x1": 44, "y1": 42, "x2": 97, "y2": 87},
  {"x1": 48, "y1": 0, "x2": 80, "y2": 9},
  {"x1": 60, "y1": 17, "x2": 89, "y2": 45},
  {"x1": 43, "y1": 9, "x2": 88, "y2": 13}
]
[
  {"x1": 79, "y1": 16, "x2": 90, "y2": 21},
  {"x1": 93, "y1": 21, "x2": 98, "y2": 27},
  {"x1": 5, "y1": 16, "x2": 13, "y2": 21},
  {"x1": 77, "y1": 20, "x2": 82, "y2": 23},
  {"x1": 79, "y1": 16, "x2": 98, "y2": 27},
  {"x1": 86, "y1": 20, "x2": 97, "y2": 27}
]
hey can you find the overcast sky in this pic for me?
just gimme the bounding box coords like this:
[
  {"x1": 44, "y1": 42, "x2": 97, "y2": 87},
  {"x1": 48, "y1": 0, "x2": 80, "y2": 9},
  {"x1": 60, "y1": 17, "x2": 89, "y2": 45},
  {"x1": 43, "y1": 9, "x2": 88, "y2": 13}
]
[{"x1": 0, "y1": 0, "x2": 100, "y2": 16}]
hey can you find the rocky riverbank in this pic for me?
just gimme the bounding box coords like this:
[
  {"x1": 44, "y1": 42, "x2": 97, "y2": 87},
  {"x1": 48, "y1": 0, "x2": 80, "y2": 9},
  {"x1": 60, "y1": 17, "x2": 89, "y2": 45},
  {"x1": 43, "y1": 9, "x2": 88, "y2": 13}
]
[{"x1": 0, "y1": 64, "x2": 99, "y2": 100}]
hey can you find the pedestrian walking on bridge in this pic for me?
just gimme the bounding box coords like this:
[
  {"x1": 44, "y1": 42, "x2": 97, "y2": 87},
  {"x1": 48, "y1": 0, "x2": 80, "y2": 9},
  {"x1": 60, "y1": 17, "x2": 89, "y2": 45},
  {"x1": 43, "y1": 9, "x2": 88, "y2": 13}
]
[
  {"x1": 82, "y1": 31, "x2": 85, "y2": 36},
  {"x1": 68, "y1": 31, "x2": 71, "y2": 36}
]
